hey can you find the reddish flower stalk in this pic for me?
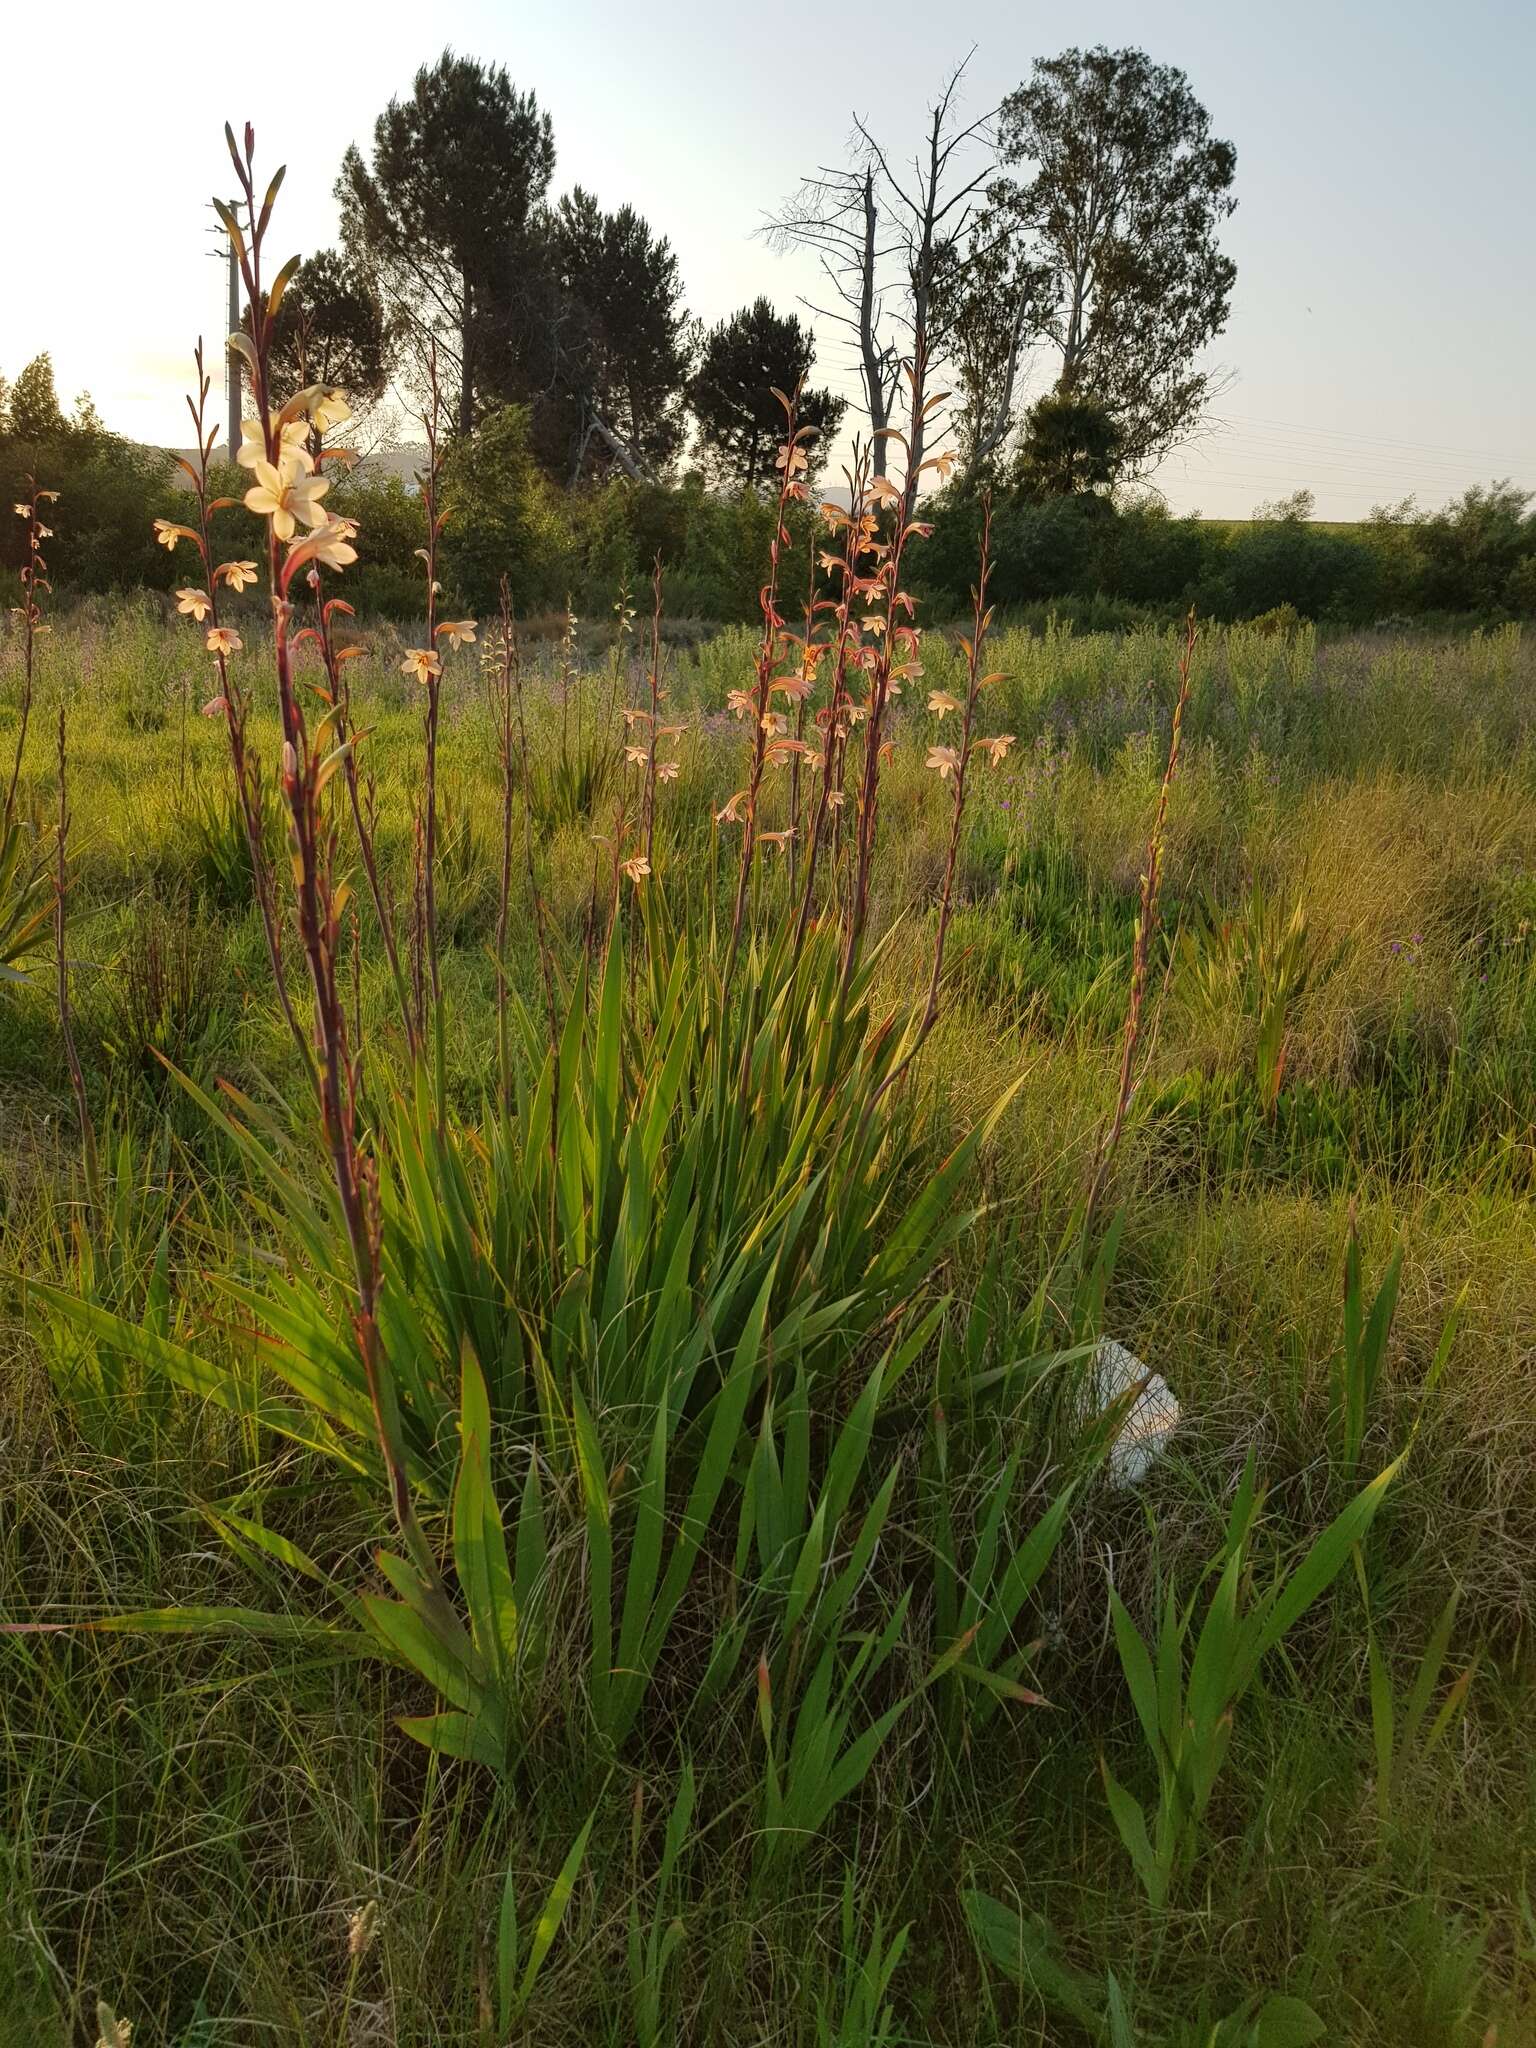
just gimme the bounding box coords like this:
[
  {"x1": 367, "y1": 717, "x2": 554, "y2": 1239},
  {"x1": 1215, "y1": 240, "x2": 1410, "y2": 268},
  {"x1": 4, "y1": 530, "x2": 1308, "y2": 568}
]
[
  {"x1": 794, "y1": 448, "x2": 872, "y2": 953},
  {"x1": 842, "y1": 339, "x2": 953, "y2": 985},
  {"x1": 643, "y1": 556, "x2": 664, "y2": 875},
  {"x1": 723, "y1": 390, "x2": 813, "y2": 984},
  {"x1": 54, "y1": 710, "x2": 99, "y2": 1214},
  {"x1": 873, "y1": 496, "x2": 1010, "y2": 1108},
  {"x1": 917, "y1": 492, "x2": 996, "y2": 1041},
  {"x1": 218, "y1": 122, "x2": 442, "y2": 1595},
  {"x1": 500, "y1": 578, "x2": 557, "y2": 1078},
  {"x1": 322, "y1": 592, "x2": 417, "y2": 1059},
  {"x1": 1089, "y1": 607, "x2": 1200, "y2": 1218},
  {"x1": 788, "y1": 523, "x2": 820, "y2": 897},
  {"x1": 176, "y1": 341, "x2": 311, "y2": 1079},
  {"x1": 5, "y1": 481, "x2": 57, "y2": 832},
  {"x1": 416, "y1": 348, "x2": 446, "y2": 1021}
]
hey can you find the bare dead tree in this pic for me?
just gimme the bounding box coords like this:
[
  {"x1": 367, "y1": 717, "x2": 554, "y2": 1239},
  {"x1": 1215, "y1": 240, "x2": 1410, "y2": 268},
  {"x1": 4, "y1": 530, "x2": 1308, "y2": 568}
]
[
  {"x1": 768, "y1": 59, "x2": 997, "y2": 489},
  {"x1": 853, "y1": 60, "x2": 998, "y2": 489},
  {"x1": 766, "y1": 163, "x2": 902, "y2": 478}
]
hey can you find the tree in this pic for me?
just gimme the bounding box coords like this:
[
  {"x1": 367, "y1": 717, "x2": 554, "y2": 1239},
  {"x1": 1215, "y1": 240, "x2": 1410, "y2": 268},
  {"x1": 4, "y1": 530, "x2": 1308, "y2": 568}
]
[
  {"x1": 545, "y1": 189, "x2": 692, "y2": 481},
  {"x1": 767, "y1": 165, "x2": 900, "y2": 478},
  {"x1": 438, "y1": 402, "x2": 572, "y2": 611},
  {"x1": 930, "y1": 226, "x2": 1053, "y2": 480},
  {"x1": 980, "y1": 46, "x2": 1237, "y2": 476},
  {"x1": 768, "y1": 62, "x2": 995, "y2": 484},
  {"x1": 337, "y1": 50, "x2": 555, "y2": 434},
  {"x1": 1417, "y1": 482, "x2": 1535, "y2": 612},
  {"x1": 1252, "y1": 488, "x2": 1315, "y2": 523},
  {"x1": 6, "y1": 354, "x2": 67, "y2": 441},
  {"x1": 1012, "y1": 390, "x2": 1123, "y2": 497},
  {"x1": 268, "y1": 250, "x2": 390, "y2": 407},
  {"x1": 688, "y1": 300, "x2": 845, "y2": 491}
]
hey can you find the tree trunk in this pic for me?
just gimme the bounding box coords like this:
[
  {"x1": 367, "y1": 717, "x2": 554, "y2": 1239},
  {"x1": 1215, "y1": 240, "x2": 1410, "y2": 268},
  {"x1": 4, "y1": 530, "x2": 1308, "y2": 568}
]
[
  {"x1": 859, "y1": 171, "x2": 889, "y2": 479},
  {"x1": 459, "y1": 280, "x2": 474, "y2": 436},
  {"x1": 586, "y1": 409, "x2": 648, "y2": 483},
  {"x1": 969, "y1": 293, "x2": 1033, "y2": 473}
]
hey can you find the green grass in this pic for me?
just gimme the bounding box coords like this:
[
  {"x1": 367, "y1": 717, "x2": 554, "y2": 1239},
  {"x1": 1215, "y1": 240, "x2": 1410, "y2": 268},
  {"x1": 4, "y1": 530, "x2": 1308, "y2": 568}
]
[{"x1": 2, "y1": 609, "x2": 1535, "y2": 2045}]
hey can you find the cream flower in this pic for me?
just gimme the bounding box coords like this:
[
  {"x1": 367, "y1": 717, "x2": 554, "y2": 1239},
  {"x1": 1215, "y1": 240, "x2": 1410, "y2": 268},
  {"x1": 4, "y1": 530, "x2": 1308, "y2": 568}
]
[
  {"x1": 926, "y1": 744, "x2": 961, "y2": 781},
  {"x1": 927, "y1": 690, "x2": 961, "y2": 720},
  {"x1": 434, "y1": 619, "x2": 478, "y2": 649},
  {"x1": 290, "y1": 520, "x2": 358, "y2": 574},
  {"x1": 206, "y1": 626, "x2": 243, "y2": 656},
  {"x1": 621, "y1": 855, "x2": 651, "y2": 882},
  {"x1": 153, "y1": 518, "x2": 199, "y2": 550},
  {"x1": 176, "y1": 587, "x2": 212, "y2": 622},
  {"x1": 656, "y1": 760, "x2": 680, "y2": 782},
  {"x1": 400, "y1": 649, "x2": 442, "y2": 685},
  {"x1": 236, "y1": 415, "x2": 308, "y2": 471},
  {"x1": 312, "y1": 388, "x2": 351, "y2": 433},
  {"x1": 243, "y1": 453, "x2": 329, "y2": 541},
  {"x1": 978, "y1": 733, "x2": 1016, "y2": 764},
  {"x1": 217, "y1": 560, "x2": 260, "y2": 593}
]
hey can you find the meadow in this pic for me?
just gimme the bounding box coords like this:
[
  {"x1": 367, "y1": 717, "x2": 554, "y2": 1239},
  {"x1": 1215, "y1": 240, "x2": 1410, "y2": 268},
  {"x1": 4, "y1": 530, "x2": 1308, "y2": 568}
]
[{"x1": 2, "y1": 573, "x2": 1534, "y2": 2047}]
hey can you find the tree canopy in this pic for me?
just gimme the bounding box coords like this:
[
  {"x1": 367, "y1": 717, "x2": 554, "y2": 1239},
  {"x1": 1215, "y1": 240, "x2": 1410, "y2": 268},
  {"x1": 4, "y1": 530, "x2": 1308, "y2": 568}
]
[
  {"x1": 688, "y1": 300, "x2": 845, "y2": 491},
  {"x1": 552, "y1": 191, "x2": 691, "y2": 480},
  {"x1": 337, "y1": 49, "x2": 555, "y2": 432},
  {"x1": 982, "y1": 45, "x2": 1237, "y2": 476},
  {"x1": 267, "y1": 250, "x2": 391, "y2": 408}
]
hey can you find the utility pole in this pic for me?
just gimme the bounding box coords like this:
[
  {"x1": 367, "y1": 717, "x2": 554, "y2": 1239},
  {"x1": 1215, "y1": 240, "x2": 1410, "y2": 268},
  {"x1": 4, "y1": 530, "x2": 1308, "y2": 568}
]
[{"x1": 207, "y1": 201, "x2": 243, "y2": 460}]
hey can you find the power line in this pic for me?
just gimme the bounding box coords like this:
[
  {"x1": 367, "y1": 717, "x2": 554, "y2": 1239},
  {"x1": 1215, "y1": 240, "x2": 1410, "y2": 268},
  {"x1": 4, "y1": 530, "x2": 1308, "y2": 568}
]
[{"x1": 1211, "y1": 411, "x2": 1535, "y2": 468}]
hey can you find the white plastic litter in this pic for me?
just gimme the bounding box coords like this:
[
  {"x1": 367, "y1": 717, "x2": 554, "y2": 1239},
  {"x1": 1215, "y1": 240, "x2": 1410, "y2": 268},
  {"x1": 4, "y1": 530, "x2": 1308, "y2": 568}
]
[{"x1": 1085, "y1": 1339, "x2": 1180, "y2": 1488}]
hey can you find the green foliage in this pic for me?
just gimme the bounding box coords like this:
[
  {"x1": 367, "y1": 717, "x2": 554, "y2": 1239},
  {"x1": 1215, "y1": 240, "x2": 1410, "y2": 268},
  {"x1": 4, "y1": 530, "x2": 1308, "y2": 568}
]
[
  {"x1": 0, "y1": 816, "x2": 51, "y2": 984},
  {"x1": 540, "y1": 186, "x2": 693, "y2": 479},
  {"x1": 178, "y1": 772, "x2": 282, "y2": 912},
  {"x1": 1101, "y1": 1448, "x2": 1399, "y2": 1910},
  {"x1": 811, "y1": 1870, "x2": 910, "y2": 2048},
  {"x1": 1364, "y1": 1587, "x2": 1477, "y2": 1829},
  {"x1": 265, "y1": 247, "x2": 390, "y2": 404},
  {"x1": 43, "y1": 918, "x2": 1026, "y2": 1786},
  {"x1": 1177, "y1": 885, "x2": 1342, "y2": 1107},
  {"x1": 917, "y1": 482, "x2": 1536, "y2": 624},
  {"x1": 32, "y1": 1120, "x2": 181, "y2": 1443},
  {"x1": 7, "y1": 353, "x2": 67, "y2": 441},
  {"x1": 626, "y1": 1763, "x2": 695, "y2": 2047},
  {"x1": 0, "y1": 395, "x2": 176, "y2": 590},
  {"x1": 7, "y1": 601, "x2": 1534, "y2": 2046},
  {"x1": 1013, "y1": 390, "x2": 1125, "y2": 497},
  {"x1": 439, "y1": 401, "x2": 573, "y2": 611},
  {"x1": 495, "y1": 1807, "x2": 597, "y2": 2031}
]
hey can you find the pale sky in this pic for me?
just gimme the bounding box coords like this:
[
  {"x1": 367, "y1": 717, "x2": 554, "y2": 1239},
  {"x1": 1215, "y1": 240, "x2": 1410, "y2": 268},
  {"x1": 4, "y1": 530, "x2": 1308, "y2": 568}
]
[{"x1": 4, "y1": 0, "x2": 1533, "y2": 519}]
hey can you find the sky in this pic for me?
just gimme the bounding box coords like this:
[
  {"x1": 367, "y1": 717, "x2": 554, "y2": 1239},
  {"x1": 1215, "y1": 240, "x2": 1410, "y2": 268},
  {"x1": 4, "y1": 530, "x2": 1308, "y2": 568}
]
[{"x1": 4, "y1": 0, "x2": 1533, "y2": 520}]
